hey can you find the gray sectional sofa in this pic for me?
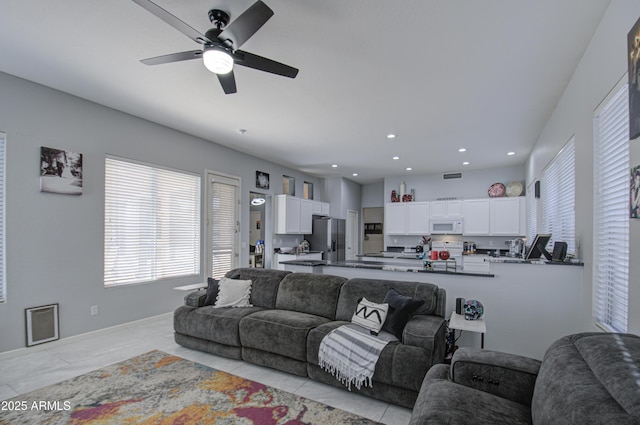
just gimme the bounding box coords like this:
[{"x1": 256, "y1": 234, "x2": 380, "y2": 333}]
[
  {"x1": 174, "y1": 268, "x2": 447, "y2": 408},
  {"x1": 409, "y1": 332, "x2": 640, "y2": 424}
]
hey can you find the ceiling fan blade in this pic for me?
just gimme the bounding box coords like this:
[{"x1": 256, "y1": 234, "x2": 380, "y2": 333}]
[
  {"x1": 131, "y1": 0, "x2": 209, "y2": 44},
  {"x1": 233, "y1": 50, "x2": 298, "y2": 78},
  {"x1": 218, "y1": 0, "x2": 274, "y2": 49},
  {"x1": 140, "y1": 50, "x2": 202, "y2": 66},
  {"x1": 217, "y1": 70, "x2": 237, "y2": 94}
]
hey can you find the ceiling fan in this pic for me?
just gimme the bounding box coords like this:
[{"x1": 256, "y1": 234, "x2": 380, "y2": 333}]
[{"x1": 132, "y1": 0, "x2": 299, "y2": 94}]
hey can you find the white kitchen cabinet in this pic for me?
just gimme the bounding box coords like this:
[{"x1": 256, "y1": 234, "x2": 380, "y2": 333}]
[
  {"x1": 463, "y1": 199, "x2": 491, "y2": 235},
  {"x1": 274, "y1": 195, "x2": 314, "y2": 234},
  {"x1": 312, "y1": 201, "x2": 331, "y2": 216},
  {"x1": 300, "y1": 199, "x2": 313, "y2": 233},
  {"x1": 407, "y1": 202, "x2": 430, "y2": 234},
  {"x1": 385, "y1": 203, "x2": 407, "y2": 234},
  {"x1": 385, "y1": 202, "x2": 430, "y2": 235},
  {"x1": 490, "y1": 197, "x2": 525, "y2": 236},
  {"x1": 430, "y1": 200, "x2": 462, "y2": 218}
]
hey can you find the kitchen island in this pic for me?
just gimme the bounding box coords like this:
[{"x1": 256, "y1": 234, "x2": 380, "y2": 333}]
[{"x1": 281, "y1": 258, "x2": 583, "y2": 360}]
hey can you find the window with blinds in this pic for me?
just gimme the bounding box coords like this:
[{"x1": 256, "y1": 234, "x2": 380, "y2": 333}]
[
  {"x1": 593, "y1": 82, "x2": 629, "y2": 333},
  {"x1": 209, "y1": 173, "x2": 240, "y2": 279},
  {"x1": 104, "y1": 157, "x2": 201, "y2": 287},
  {"x1": 540, "y1": 137, "x2": 576, "y2": 255},
  {"x1": 0, "y1": 133, "x2": 5, "y2": 302}
]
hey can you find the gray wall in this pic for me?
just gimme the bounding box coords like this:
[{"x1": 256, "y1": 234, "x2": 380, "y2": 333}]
[
  {"x1": 0, "y1": 72, "x2": 322, "y2": 353},
  {"x1": 526, "y1": 0, "x2": 640, "y2": 335}
]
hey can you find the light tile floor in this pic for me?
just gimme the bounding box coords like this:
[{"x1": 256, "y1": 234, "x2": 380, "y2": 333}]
[{"x1": 0, "y1": 313, "x2": 412, "y2": 424}]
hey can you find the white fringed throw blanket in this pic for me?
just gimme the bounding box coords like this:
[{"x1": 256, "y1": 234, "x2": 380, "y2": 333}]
[{"x1": 318, "y1": 324, "x2": 396, "y2": 390}]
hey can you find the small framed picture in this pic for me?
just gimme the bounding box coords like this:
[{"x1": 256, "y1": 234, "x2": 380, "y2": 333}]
[
  {"x1": 256, "y1": 171, "x2": 270, "y2": 189},
  {"x1": 40, "y1": 146, "x2": 83, "y2": 195},
  {"x1": 631, "y1": 164, "x2": 640, "y2": 218}
]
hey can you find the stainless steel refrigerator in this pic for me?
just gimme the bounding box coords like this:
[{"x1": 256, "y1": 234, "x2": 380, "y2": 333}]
[{"x1": 306, "y1": 217, "x2": 346, "y2": 262}]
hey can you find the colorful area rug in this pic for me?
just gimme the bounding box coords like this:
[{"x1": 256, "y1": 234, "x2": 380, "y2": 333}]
[{"x1": 0, "y1": 350, "x2": 380, "y2": 424}]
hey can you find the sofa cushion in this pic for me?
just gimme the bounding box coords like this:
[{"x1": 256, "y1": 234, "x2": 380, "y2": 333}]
[
  {"x1": 531, "y1": 333, "x2": 640, "y2": 425},
  {"x1": 275, "y1": 273, "x2": 347, "y2": 320},
  {"x1": 335, "y1": 278, "x2": 440, "y2": 322},
  {"x1": 225, "y1": 268, "x2": 291, "y2": 309},
  {"x1": 173, "y1": 305, "x2": 265, "y2": 347},
  {"x1": 204, "y1": 278, "x2": 220, "y2": 306},
  {"x1": 351, "y1": 297, "x2": 389, "y2": 334},
  {"x1": 382, "y1": 288, "x2": 425, "y2": 339},
  {"x1": 214, "y1": 277, "x2": 252, "y2": 308},
  {"x1": 240, "y1": 309, "x2": 331, "y2": 362},
  {"x1": 410, "y1": 365, "x2": 532, "y2": 425}
]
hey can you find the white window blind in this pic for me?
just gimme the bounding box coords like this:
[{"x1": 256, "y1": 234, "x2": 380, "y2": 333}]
[
  {"x1": 540, "y1": 137, "x2": 576, "y2": 255},
  {"x1": 0, "y1": 133, "x2": 5, "y2": 302},
  {"x1": 104, "y1": 157, "x2": 201, "y2": 286},
  {"x1": 209, "y1": 174, "x2": 239, "y2": 279},
  {"x1": 593, "y1": 83, "x2": 629, "y2": 333}
]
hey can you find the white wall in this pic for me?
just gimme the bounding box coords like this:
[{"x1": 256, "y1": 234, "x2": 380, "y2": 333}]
[
  {"x1": 526, "y1": 0, "x2": 640, "y2": 335},
  {"x1": 0, "y1": 72, "x2": 322, "y2": 353}
]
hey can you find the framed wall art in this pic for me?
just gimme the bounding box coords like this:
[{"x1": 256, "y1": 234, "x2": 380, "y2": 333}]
[
  {"x1": 40, "y1": 146, "x2": 83, "y2": 195},
  {"x1": 256, "y1": 171, "x2": 270, "y2": 189},
  {"x1": 628, "y1": 16, "x2": 640, "y2": 140}
]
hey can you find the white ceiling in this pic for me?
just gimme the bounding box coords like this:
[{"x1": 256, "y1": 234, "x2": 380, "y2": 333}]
[{"x1": 0, "y1": 0, "x2": 611, "y2": 183}]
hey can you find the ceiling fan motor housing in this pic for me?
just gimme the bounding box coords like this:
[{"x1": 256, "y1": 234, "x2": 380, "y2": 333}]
[{"x1": 208, "y1": 9, "x2": 230, "y2": 29}]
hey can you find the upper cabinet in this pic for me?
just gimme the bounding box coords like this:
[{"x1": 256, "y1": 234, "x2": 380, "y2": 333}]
[
  {"x1": 275, "y1": 195, "x2": 318, "y2": 234},
  {"x1": 463, "y1": 199, "x2": 491, "y2": 235},
  {"x1": 430, "y1": 200, "x2": 462, "y2": 218},
  {"x1": 463, "y1": 197, "x2": 526, "y2": 236},
  {"x1": 312, "y1": 201, "x2": 330, "y2": 216},
  {"x1": 385, "y1": 202, "x2": 430, "y2": 235},
  {"x1": 490, "y1": 197, "x2": 526, "y2": 236}
]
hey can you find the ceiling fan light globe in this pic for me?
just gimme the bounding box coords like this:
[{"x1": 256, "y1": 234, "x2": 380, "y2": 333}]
[{"x1": 203, "y1": 49, "x2": 234, "y2": 74}]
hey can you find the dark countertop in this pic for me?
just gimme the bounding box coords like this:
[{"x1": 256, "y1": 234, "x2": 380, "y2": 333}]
[{"x1": 280, "y1": 259, "x2": 495, "y2": 277}]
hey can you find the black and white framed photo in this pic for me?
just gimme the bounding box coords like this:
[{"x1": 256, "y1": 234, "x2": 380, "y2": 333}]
[
  {"x1": 256, "y1": 171, "x2": 270, "y2": 189},
  {"x1": 40, "y1": 146, "x2": 83, "y2": 195},
  {"x1": 628, "y1": 16, "x2": 640, "y2": 140},
  {"x1": 631, "y1": 164, "x2": 640, "y2": 218}
]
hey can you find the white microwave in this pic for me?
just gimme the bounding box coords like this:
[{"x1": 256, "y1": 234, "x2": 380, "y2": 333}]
[{"x1": 430, "y1": 219, "x2": 464, "y2": 235}]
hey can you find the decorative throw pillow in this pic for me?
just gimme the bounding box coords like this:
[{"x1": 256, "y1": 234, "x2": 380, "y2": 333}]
[
  {"x1": 214, "y1": 277, "x2": 253, "y2": 308},
  {"x1": 203, "y1": 278, "x2": 220, "y2": 306},
  {"x1": 351, "y1": 297, "x2": 389, "y2": 335},
  {"x1": 382, "y1": 288, "x2": 425, "y2": 339}
]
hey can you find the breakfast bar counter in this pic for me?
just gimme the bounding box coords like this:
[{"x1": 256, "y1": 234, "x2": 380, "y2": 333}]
[{"x1": 281, "y1": 258, "x2": 584, "y2": 360}]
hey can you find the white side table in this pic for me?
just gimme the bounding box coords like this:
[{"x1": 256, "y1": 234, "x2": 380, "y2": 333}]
[
  {"x1": 173, "y1": 283, "x2": 207, "y2": 291},
  {"x1": 449, "y1": 312, "x2": 486, "y2": 348}
]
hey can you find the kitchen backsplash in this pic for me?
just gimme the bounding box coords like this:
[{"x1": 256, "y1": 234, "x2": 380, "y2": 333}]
[{"x1": 384, "y1": 234, "x2": 521, "y2": 252}]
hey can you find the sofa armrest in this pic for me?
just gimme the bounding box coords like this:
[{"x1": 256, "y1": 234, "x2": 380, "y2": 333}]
[
  {"x1": 403, "y1": 315, "x2": 447, "y2": 365},
  {"x1": 450, "y1": 347, "x2": 541, "y2": 406},
  {"x1": 184, "y1": 291, "x2": 207, "y2": 308}
]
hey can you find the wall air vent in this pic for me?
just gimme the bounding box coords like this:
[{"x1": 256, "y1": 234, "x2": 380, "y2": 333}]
[{"x1": 443, "y1": 172, "x2": 463, "y2": 180}]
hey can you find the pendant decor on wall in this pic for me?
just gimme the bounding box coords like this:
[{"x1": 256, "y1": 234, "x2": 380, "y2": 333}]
[
  {"x1": 40, "y1": 146, "x2": 83, "y2": 195},
  {"x1": 628, "y1": 16, "x2": 640, "y2": 140}
]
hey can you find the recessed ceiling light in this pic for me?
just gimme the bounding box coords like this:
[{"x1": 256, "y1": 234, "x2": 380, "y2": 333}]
[
  {"x1": 387, "y1": 134, "x2": 396, "y2": 139},
  {"x1": 331, "y1": 164, "x2": 338, "y2": 168},
  {"x1": 251, "y1": 198, "x2": 266, "y2": 205},
  {"x1": 458, "y1": 148, "x2": 467, "y2": 152},
  {"x1": 352, "y1": 173, "x2": 358, "y2": 177},
  {"x1": 507, "y1": 151, "x2": 516, "y2": 156},
  {"x1": 393, "y1": 156, "x2": 400, "y2": 160},
  {"x1": 463, "y1": 161, "x2": 470, "y2": 165},
  {"x1": 406, "y1": 167, "x2": 412, "y2": 171}
]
